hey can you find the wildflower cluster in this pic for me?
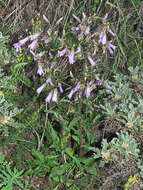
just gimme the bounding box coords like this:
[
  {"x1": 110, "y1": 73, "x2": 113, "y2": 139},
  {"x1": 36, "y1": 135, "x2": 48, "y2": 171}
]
[{"x1": 13, "y1": 12, "x2": 116, "y2": 103}]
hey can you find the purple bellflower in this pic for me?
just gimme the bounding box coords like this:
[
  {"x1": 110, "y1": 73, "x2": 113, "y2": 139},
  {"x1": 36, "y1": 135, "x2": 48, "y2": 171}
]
[
  {"x1": 58, "y1": 48, "x2": 67, "y2": 57},
  {"x1": 68, "y1": 82, "x2": 80, "y2": 99},
  {"x1": 68, "y1": 50, "x2": 75, "y2": 64},
  {"x1": 72, "y1": 14, "x2": 81, "y2": 22},
  {"x1": 43, "y1": 15, "x2": 49, "y2": 23},
  {"x1": 107, "y1": 43, "x2": 116, "y2": 54},
  {"x1": 36, "y1": 83, "x2": 46, "y2": 94},
  {"x1": 49, "y1": 51, "x2": 53, "y2": 58},
  {"x1": 88, "y1": 56, "x2": 97, "y2": 66},
  {"x1": 104, "y1": 13, "x2": 108, "y2": 20},
  {"x1": 89, "y1": 80, "x2": 94, "y2": 86},
  {"x1": 45, "y1": 91, "x2": 53, "y2": 103},
  {"x1": 84, "y1": 26, "x2": 90, "y2": 36},
  {"x1": 52, "y1": 89, "x2": 58, "y2": 102},
  {"x1": 85, "y1": 84, "x2": 90, "y2": 98},
  {"x1": 28, "y1": 39, "x2": 37, "y2": 51},
  {"x1": 105, "y1": 83, "x2": 112, "y2": 90},
  {"x1": 58, "y1": 37, "x2": 63, "y2": 42},
  {"x1": 30, "y1": 32, "x2": 40, "y2": 41},
  {"x1": 78, "y1": 91, "x2": 82, "y2": 99},
  {"x1": 37, "y1": 65, "x2": 43, "y2": 76},
  {"x1": 34, "y1": 52, "x2": 43, "y2": 61},
  {"x1": 71, "y1": 26, "x2": 80, "y2": 31},
  {"x1": 96, "y1": 77, "x2": 103, "y2": 85},
  {"x1": 45, "y1": 38, "x2": 51, "y2": 44},
  {"x1": 99, "y1": 30, "x2": 106, "y2": 45},
  {"x1": 13, "y1": 43, "x2": 21, "y2": 52},
  {"x1": 108, "y1": 29, "x2": 116, "y2": 37},
  {"x1": 13, "y1": 36, "x2": 30, "y2": 52},
  {"x1": 75, "y1": 46, "x2": 81, "y2": 54},
  {"x1": 46, "y1": 77, "x2": 52, "y2": 84},
  {"x1": 58, "y1": 83, "x2": 63, "y2": 93}
]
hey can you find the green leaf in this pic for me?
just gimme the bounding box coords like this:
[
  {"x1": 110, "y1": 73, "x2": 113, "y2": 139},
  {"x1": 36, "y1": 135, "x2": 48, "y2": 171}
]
[
  {"x1": 72, "y1": 135, "x2": 80, "y2": 144},
  {"x1": 65, "y1": 148, "x2": 73, "y2": 157},
  {"x1": 0, "y1": 154, "x2": 5, "y2": 164}
]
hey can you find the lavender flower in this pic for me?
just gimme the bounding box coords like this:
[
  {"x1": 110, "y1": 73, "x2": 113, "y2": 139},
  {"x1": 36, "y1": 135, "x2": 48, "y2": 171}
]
[
  {"x1": 18, "y1": 36, "x2": 30, "y2": 47},
  {"x1": 28, "y1": 39, "x2": 37, "y2": 51},
  {"x1": 30, "y1": 32, "x2": 40, "y2": 41},
  {"x1": 88, "y1": 56, "x2": 97, "y2": 66},
  {"x1": 58, "y1": 83, "x2": 63, "y2": 93},
  {"x1": 78, "y1": 91, "x2": 82, "y2": 99},
  {"x1": 104, "y1": 13, "x2": 108, "y2": 20},
  {"x1": 84, "y1": 26, "x2": 90, "y2": 36},
  {"x1": 108, "y1": 29, "x2": 116, "y2": 37},
  {"x1": 68, "y1": 82, "x2": 80, "y2": 99},
  {"x1": 34, "y1": 52, "x2": 43, "y2": 61},
  {"x1": 72, "y1": 14, "x2": 81, "y2": 22},
  {"x1": 45, "y1": 38, "x2": 51, "y2": 44},
  {"x1": 75, "y1": 46, "x2": 81, "y2": 54},
  {"x1": 37, "y1": 65, "x2": 43, "y2": 76},
  {"x1": 52, "y1": 89, "x2": 58, "y2": 102},
  {"x1": 71, "y1": 27, "x2": 80, "y2": 31},
  {"x1": 85, "y1": 85, "x2": 90, "y2": 98},
  {"x1": 99, "y1": 30, "x2": 106, "y2": 45},
  {"x1": 58, "y1": 37, "x2": 63, "y2": 42},
  {"x1": 107, "y1": 43, "x2": 116, "y2": 54},
  {"x1": 95, "y1": 105, "x2": 100, "y2": 109},
  {"x1": 45, "y1": 91, "x2": 53, "y2": 103},
  {"x1": 46, "y1": 77, "x2": 52, "y2": 84},
  {"x1": 13, "y1": 43, "x2": 21, "y2": 52},
  {"x1": 13, "y1": 36, "x2": 30, "y2": 52},
  {"x1": 36, "y1": 83, "x2": 46, "y2": 94},
  {"x1": 105, "y1": 83, "x2": 112, "y2": 90},
  {"x1": 43, "y1": 14, "x2": 49, "y2": 23},
  {"x1": 49, "y1": 51, "x2": 53, "y2": 58},
  {"x1": 89, "y1": 80, "x2": 94, "y2": 86},
  {"x1": 58, "y1": 48, "x2": 67, "y2": 57},
  {"x1": 96, "y1": 77, "x2": 103, "y2": 85},
  {"x1": 68, "y1": 50, "x2": 75, "y2": 64}
]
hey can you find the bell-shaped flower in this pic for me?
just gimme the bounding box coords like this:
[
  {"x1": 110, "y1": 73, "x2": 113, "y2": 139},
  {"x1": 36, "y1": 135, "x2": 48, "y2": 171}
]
[
  {"x1": 49, "y1": 51, "x2": 53, "y2": 58},
  {"x1": 68, "y1": 82, "x2": 80, "y2": 99},
  {"x1": 75, "y1": 46, "x2": 81, "y2": 54},
  {"x1": 85, "y1": 84, "x2": 90, "y2": 98},
  {"x1": 13, "y1": 36, "x2": 30, "y2": 52},
  {"x1": 107, "y1": 43, "x2": 116, "y2": 54},
  {"x1": 45, "y1": 38, "x2": 51, "y2": 44},
  {"x1": 43, "y1": 15, "x2": 49, "y2": 23},
  {"x1": 52, "y1": 89, "x2": 58, "y2": 102},
  {"x1": 46, "y1": 77, "x2": 52, "y2": 84},
  {"x1": 30, "y1": 32, "x2": 40, "y2": 41},
  {"x1": 72, "y1": 14, "x2": 81, "y2": 22},
  {"x1": 84, "y1": 26, "x2": 90, "y2": 36},
  {"x1": 28, "y1": 39, "x2": 37, "y2": 51},
  {"x1": 37, "y1": 65, "x2": 43, "y2": 76},
  {"x1": 96, "y1": 77, "x2": 103, "y2": 85},
  {"x1": 105, "y1": 83, "x2": 112, "y2": 90},
  {"x1": 34, "y1": 52, "x2": 43, "y2": 61},
  {"x1": 88, "y1": 56, "x2": 97, "y2": 66},
  {"x1": 58, "y1": 83, "x2": 63, "y2": 93},
  {"x1": 71, "y1": 27, "x2": 80, "y2": 31},
  {"x1": 104, "y1": 13, "x2": 108, "y2": 20},
  {"x1": 36, "y1": 83, "x2": 46, "y2": 94},
  {"x1": 45, "y1": 91, "x2": 53, "y2": 103},
  {"x1": 99, "y1": 30, "x2": 106, "y2": 45},
  {"x1": 108, "y1": 29, "x2": 116, "y2": 37},
  {"x1": 58, "y1": 48, "x2": 67, "y2": 57},
  {"x1": 68, "y1": 50, "x2": 75, "y2": 64}
]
